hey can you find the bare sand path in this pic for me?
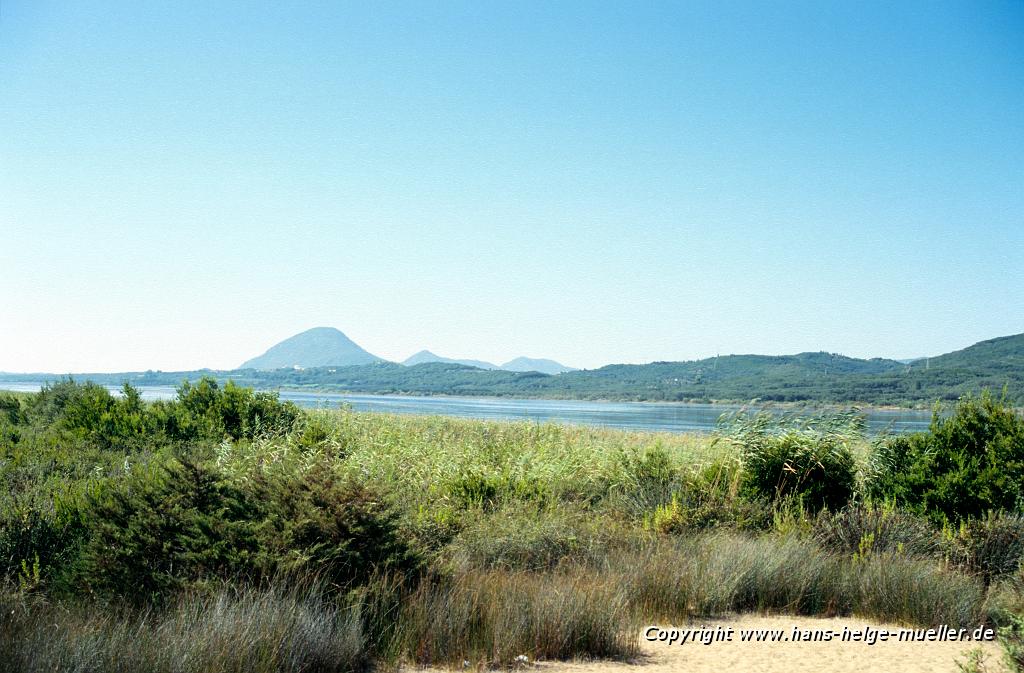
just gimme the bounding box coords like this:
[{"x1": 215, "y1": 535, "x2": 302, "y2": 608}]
[{"x1": 528, "y1": 615, "x2": 1008, "y2": 673}]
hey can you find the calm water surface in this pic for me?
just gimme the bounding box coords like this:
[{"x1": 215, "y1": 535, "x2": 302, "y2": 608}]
[{"x1": 0, "y1": 381, "x2": 934, "y2": 435}]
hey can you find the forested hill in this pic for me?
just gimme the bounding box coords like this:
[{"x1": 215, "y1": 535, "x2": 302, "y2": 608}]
[
  {"x1": 908, "y1": 333, "x2": 1024, "y2": 373},
  {"x1": 7, "y1": 333, "x2": 1021, "y2": 407}
]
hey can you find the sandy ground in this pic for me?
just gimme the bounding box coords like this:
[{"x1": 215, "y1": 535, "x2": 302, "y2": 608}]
[{"x1": 526, "y1": 615, "x2": 1009, "y2": 673}]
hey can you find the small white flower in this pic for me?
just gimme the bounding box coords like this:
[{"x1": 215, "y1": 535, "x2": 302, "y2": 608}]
[{"x1": 515, "y1": 654, "x2": 529, "y2": 664}]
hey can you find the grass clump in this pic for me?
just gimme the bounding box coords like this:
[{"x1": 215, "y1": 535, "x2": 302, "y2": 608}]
[
  {"x1": 617, "y1": 531, "x2": 989, "y2": 627},
  {"x1": 381, "y1": 570, "x2": 638, "y2": 666},
  {"x1": 446, "y1": 503, "x2": 623, "y2": 571},
  {"x1": 951, "y1": 513, "x2": 1024, "y2": 585},
  {"x1": 0, "y1": 583, "x2": 367, "y2": 673},
  {"x1": 720, "y1": 410, "x2": 861, "y2": 512},
  {"x1": 813, "y1": 504, "x2": 942, "y2": 559}
]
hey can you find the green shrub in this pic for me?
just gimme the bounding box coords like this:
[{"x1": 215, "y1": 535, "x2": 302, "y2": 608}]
[
  {"x1": 76, "y1": 456, "x2": 420, "y2": 600},
  {"x1": 0, "y1": 499, "x2": 85, "y2": 589},
  {"x1": 999, "y1": 612, "x2": 1024, "y2": 673},
  {"x1": 0, "y1": 394, "x2": 25, "y2": 426},
  {"x1": 868, "y1": 392, "x2": 1024, "y2": 523},
  {"x1": 291, "y1": 410, "x2": 348, "y2": 454},
  {"x1": 406, "y1": 504, "x2": 464, "y2": 555},
  {"x1": 175, "y1": 378, "x2": 299, "y2": 441},
  {"x1": 721, "y1": 412, "x2": 859, "y2": 511},
  {"x1": 447, "y1": 470, "x2": 548, "y2": 511},
  {"x1": 75, "y1": 458, "x2": 262, "y2": 600},
  {"x1": 610, "y1": 443, "x2": 680, "y2": 516},
  {"x1": 644, "y1": 458, "x2": 771, "y2": 533},
  {"x1": 644, "y1": 488, "x2": 771, "y2": 534},
  {"x1": 248, "y1": 464, "x2": 422, "y2": 588}
]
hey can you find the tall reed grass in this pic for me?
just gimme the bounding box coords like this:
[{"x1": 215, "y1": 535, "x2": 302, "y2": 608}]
[
  {"x1": 618, "y1": 532, "x2": 992, "y2": 627},
  {"x1": 0, "y1": 584, "x2": 365, "y2": 673},
  {"x1": 1, "y1": 568, "x2": 638, "y2": 673}
]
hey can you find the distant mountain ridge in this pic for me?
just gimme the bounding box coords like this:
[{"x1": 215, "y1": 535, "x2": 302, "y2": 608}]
[
  {"x1": 402, "y1": 350, "x2": 500, "y2": 370},
  {"x1": 9, "y1": 331, "x2": 1020, "y2": 408},
  {"x1": 500, "y1": 357, "x2": 577, "y2": 374},
  {"x1": 240, "y1": 327, "x2": 382, "y2": 370},
  {"x1": 402, "y1": 350, "x2": 576, "y2": 374},
  {"x1": 221, "y1": 331, "x2": 1023, "y2": 405},
  {"x1": 240, "y1": 329, "x2": 577, "y2": 374}
]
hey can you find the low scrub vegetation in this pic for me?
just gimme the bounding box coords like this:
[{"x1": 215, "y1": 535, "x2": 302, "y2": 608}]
[
  {"x1": 867, "y1": 391, "x2": 1024, "y2": 523},
  {"x1": 1, "y1": 380, "x2": 1023, "y2": 672}
]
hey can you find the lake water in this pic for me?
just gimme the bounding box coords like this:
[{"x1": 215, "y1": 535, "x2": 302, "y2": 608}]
[{"x1": 0, "y1": 381, "x2": 935, "y2": 435}]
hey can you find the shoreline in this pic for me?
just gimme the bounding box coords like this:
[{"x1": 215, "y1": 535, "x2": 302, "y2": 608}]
[
  {"x1": 265, "y1": 385, "x2": 943, "y2": 414},
  {"x1": 0, "y1": 378, "x2": 944, "y2": 414}
]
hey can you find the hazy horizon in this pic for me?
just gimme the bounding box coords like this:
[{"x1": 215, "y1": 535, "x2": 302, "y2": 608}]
[
  {"x1": 0, "y1": 324, "x2": 1017, "y2": 375},
  {"x1": 2, "y1": 2, "x2": 1022, "y2": 373}
]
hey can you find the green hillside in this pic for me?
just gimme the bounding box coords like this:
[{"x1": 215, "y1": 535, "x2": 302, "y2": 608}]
[
  {"x1": 4, "y1": 333, "x2": 1022, "y2": 407},
  {"x1": 259, "y1": 334, "x2": 1024, "y2": 404}
]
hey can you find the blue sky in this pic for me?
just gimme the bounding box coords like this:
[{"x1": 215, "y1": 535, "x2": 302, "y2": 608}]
[{"x1": 1, "y1": 1, "x2": 1022, "y2": 372}]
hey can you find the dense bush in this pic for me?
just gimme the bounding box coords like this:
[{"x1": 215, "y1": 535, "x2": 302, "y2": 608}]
[
  {"x1": 15, "y1": 377, "x2": 299, "y2": 448},
  {"x1": 720, "y1": 412, "x2": 860, "y2": 511},
  {"x1": 247, "y1": 464, "x2": 422, "y2": 588},
  {"x1": 76, "y1": 458, "x2": 262, "y2": 600},
  {"x1": 0, "y1": 393, "x2": 25, "y2": 425},
  {"x1": 174, "y1": 378, "x2": 300, "y2": 440},
  {"x1": 75, "y1": 457, "x2": 421, "y2": 600},
  {"x1": 868, "y1": 393, "x2": 1024, "y2": 523},
  {"x1": 0, "y1": 499, "x2": 85, "y2": 591},
  {"x1": 23, "y1": 380, "x2": 153, "y2": 448}
]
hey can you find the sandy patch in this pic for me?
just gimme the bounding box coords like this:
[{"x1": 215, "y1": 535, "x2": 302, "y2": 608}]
[
  {"x1": 470, "y1": 615, "x2": 1007, "y2": 673},
  {"x1": 540, "y1": 616, "x2": 1006, "y2": 673}
]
